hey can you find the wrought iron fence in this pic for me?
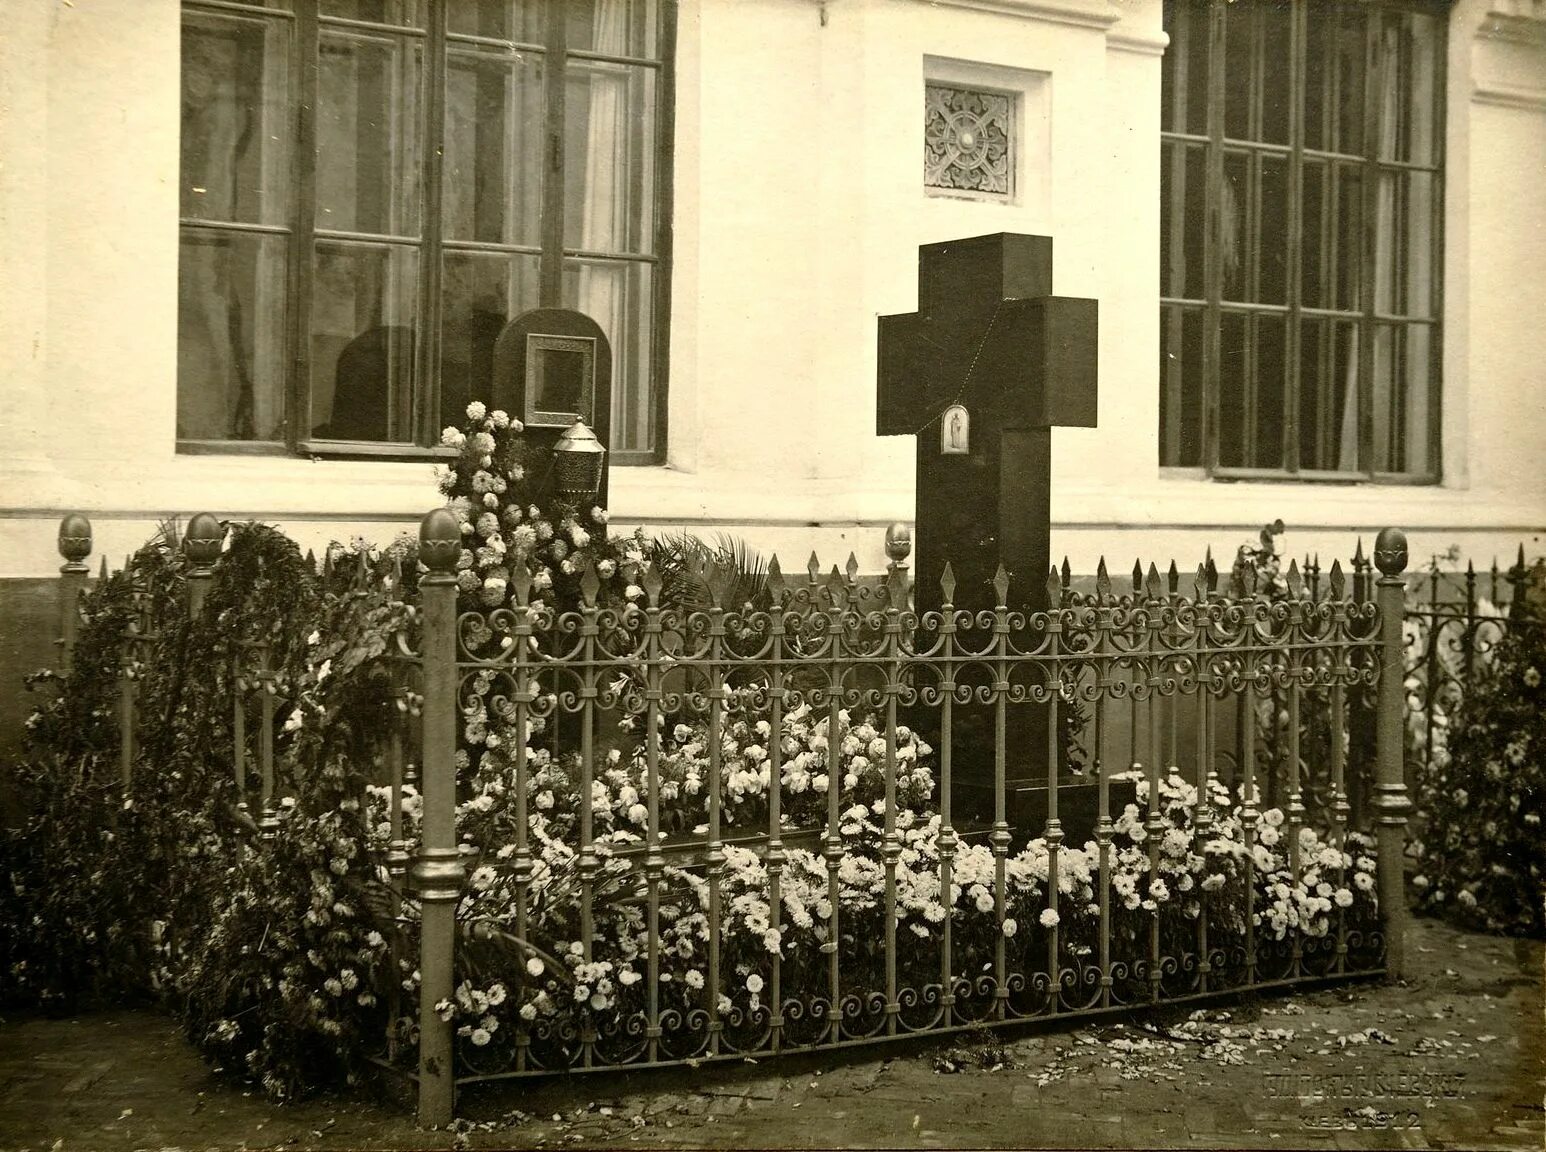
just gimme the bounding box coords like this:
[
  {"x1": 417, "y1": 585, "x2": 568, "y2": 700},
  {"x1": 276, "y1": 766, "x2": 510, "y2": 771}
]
[
  {"x1": 1401, "y1": 550, "x2": 1533, "y2": 784},
  {"x1": 47, "y1": 512, "x2": 1416, "y2": 1127}
]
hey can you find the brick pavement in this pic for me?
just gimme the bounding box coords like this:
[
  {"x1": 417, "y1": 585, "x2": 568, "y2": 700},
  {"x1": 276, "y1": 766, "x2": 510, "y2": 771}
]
[{"x1": 0, "y1": 914, "x2": 1540, "y2": 1151}]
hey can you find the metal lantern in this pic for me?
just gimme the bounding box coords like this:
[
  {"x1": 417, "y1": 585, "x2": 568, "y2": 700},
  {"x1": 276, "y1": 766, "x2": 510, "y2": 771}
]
[{"x1": 551, "y1": 419, "x2": 606, "y2": 504}]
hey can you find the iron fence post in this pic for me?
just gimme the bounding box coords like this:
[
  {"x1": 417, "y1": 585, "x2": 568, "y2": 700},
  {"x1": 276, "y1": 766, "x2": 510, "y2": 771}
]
[
  {"x1": 56, "y1": 514, "x2": 92, "y2": 675},
  {"x1": 414, "y1": 509, "x2": 465, "y2": 1128},
  {"x1": 1373, "y1": 528, "x2": 1412, "y2": 983},
  {"x1": 185, "y1": 513, "x2": 225, "y2": 620}
]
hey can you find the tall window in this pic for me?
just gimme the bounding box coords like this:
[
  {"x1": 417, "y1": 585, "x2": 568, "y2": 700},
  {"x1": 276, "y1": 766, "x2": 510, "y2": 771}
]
[
  {"x1": 179, "y1": 0, "x2": 673, "y2": 461},
  {"x1": 1159, "y1": 1, "x2": 1444, "y2": 480}
]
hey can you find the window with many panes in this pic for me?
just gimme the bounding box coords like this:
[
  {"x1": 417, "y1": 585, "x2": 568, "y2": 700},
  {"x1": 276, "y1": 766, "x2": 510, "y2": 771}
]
[
  {"x1": 179, "y1": 0, "x2": 673, "y2": 461},
  {"x1": 1159, "y1": 1, "x2": 1444, "y2": 480}
]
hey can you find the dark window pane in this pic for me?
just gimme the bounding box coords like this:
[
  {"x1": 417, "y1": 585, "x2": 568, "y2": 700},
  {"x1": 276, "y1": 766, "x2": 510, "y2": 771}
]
[
  {"x1": 1333, "y1": 163, "x2": 1364, "y2": 313},
  {"x1": 1258, "y1": 153, "x2": 1288, "y2": 305},
  {"x1": 318, "y1": 0, "x2": 423, "y2": 28},
  {"x1": 1372, "y1": 323, "x2": 1435, "y2": 476},
  {"x1": 444, "y1": 47, "x2": 545, "y2": 245},
  {"x1": 1218, "y1": 311, "x2": 1247, "y2": 467},
  {"x1": 1258, "y1": 3, "x2": 1292, "y2": 146},
  {"x1": 1330, "y1": 321, "x2": 1362, "y2": 472},
  {"x1": 1161, "y1": 142, "x2": 1207, "y2": 300},
  {"x1": 181, "y1": 11, "x2": 290, "y2": 226},
  {"x1": 562, "y1": 259, "x2": 655, "y2": 452},
  {"x1": 1222, "y1": 0, "x2": 1255, "y2": 141},
  {"x1": 1221, "y1": 150, "x2": 1250, "y2": 300},
  {"x1": 1333, "y1": 7, "x2": 1366, "y2": 156},
  {"x1": 448, "y1": 0, "x2": 543, "y2": 42},
  {"x1": 1253, "y1": 314, "x2": 1285, "y2": 470},
  {"x1": 178, "y1": 229, "x2": 289, "y2": 440},
  {"x1": 563, "y1": 63, "x2": 657, "y2": 255},
  {"x1": 309, "y1": 241, "x2": 418, "y2": 441},
  {"x1": 1301, "y1": 157, "x2": 1327, "y2": 308},
  {"x1": 1375, "y1": 11, "x2": 1442, "y2": 166},
  {"x1": 566, "y1": 0, "x2": 660, "y2": 60},
  {"x1": 1159, "y1": 304, "x2": 1205, "y2": 467},
  {"x1": 1298, "y1": 318, "x2": 1326, "y2": 469},
  {"x1": 1373, "y1": 170, "x2": 1438, "y2": 319},
  {"x1": 439, "y1": 250, "x2": 542, "y2": 424},
  {"x1": 316, "y1": 31, "x2": 423, "y2": 237}
]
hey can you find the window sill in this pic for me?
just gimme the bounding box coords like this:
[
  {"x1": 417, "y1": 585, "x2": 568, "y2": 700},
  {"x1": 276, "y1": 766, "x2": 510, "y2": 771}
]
[
  {"x1": 1159, "y1": 466, "x2": 1441, "y2": 487},
  {"x1": 177, "y1": 439, "x2": 459, "y2": 463}
]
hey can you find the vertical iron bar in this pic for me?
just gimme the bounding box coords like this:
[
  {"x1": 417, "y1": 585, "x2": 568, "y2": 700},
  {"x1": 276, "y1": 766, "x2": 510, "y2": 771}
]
[
  {"x1": 767, "y1": 598, "x2": 787, "y2": 1052},
  {"x1": 643, "y1": 581, "x2": 665, "y2": 1064},
  {"x1": 991, "y1": 568, "x2": 1011, "y2": 1020},
  {"x1": 1373, "y1": 529, "x2": 1411, "y2": 981},
  {"x1": 937, "y1": 572, "x2": 958, "y2": 1027},
  {"x1": 510, "y1": 577, "x2": 534, "y2": 1072},
  {"x1": 1093, "y1": 568, "x2": 1114, "y2": 1009},
  {"x1": 1286, "y1": 591, "x2": 1304, "y2": 978},
  {"x1": 1194, "y1": 576, "x2": 1213, "y2": 995},
  {"x1": 413, "y1": 509, "x2": 465, "y2": 1129},
  {"x1": 119, "y1": 614, "x2": 138, "y2": 798},
  {"x1": 706, "y1": 593, "x2": 726, "y2": 1055},
  {"x1": 882, "y1": 590, "x2": 901, "y2": 1036},
  {"x1": 1145, "y1": 571, "x2": 1165, "y2": 1003},
  {"x1": 1044, "y1": 572, "x2": 1063, "y2": 1011},
  {"x1": 56, "y1": 516, "x2": 92, "y2": 676},
  {"x1": 258, "y1": 643, "x2": 278, "y2": 840},
  {"x1": 1330, "y1": 606, "x2": 1350, "y2": 976},
  {"x1": 577, "y1": 582, "x2": 600, "y2": 1068},
  {"x1": 234, "y1": 653, "x2": 249, "y2": 818}
]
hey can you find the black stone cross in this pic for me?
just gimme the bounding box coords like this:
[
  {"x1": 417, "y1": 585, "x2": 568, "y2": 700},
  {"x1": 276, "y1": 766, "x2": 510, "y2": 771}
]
[{"x1": 877, "y1": 232, "x2": 1098, "y2": 821}]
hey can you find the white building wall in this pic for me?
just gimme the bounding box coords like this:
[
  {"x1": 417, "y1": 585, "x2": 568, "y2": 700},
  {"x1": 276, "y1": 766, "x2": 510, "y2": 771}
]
[{"x1": 0, "y1": 0, "x2": 1542, "y2": 580}]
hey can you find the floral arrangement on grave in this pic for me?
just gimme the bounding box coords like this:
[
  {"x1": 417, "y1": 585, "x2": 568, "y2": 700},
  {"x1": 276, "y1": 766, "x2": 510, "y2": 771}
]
[
  {"x1": 436, "y1": 402, "x2": 646, "y2": 616},
  {"x1": 1411, "y1": 558, "x2": 1546, "y2": 936}
]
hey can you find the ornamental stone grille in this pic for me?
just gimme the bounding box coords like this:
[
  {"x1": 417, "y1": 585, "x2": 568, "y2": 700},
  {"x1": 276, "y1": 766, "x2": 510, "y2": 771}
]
[{"x1": 925, "y1": 83, "x2": 1014, "y2": 198}]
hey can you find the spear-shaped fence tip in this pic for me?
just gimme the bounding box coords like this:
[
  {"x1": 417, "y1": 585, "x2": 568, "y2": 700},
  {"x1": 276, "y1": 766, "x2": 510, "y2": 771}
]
[
  {"x1": 940, "y1": 561, "x2": 957, "y2": 605},
  {"x1": 1167, "y1": 560, "x2": 1179, "y2": 594},
  {"x1": 1204, "y1": 552, "x2": 1218, "y2": 591},
  {"x1": 580, "y1": 558, "x2": 601, "y2": 606},
  {"x1": 806, "y1": 551, "x2": 821, "y2": 583},
  {"x1": 1132, "y1": 559, "x2": 1144, "y2": 593},
  {"x1": 1046, "y1": 566, "x2": 1061, "y2": 606},
  {"x1": 1095, "y1": 557, "x2": 1111, "y2": 600},
  {"x1": 511, "y1": 557, "x2": 533, "y2": 606},
  {"x1": 1060, "y1": 556, "x2": 1072, "y2": 588},
  {"x1": 1330, "y1": 558, "x2": 1346, "y2": 598},
  {"x1": 766, "y1": 554, "x2": 785, "y2": 602},
  {"x1": 1353, "y1": 537, "x2": 1366, "y2": 566},
  {"x1": 1145, "y1": 562, "x2": 1163, "y2": 600},
  {"x1": 1194, "y1": 564, "x2": 1207, "y2": 600},
  {"x1": 1516, "y1": 543, "x2": 1527, "y2": 574},
  {"x1": 1286, "y1": 557, "x2": 1303, "y2": 598},
  {"x1": 845, "y1": 552, "x2": 860, "y2": 583},
  {"x1": 993, "y1": 563, "x2": 1010, "y2": 606},
  {"x1": 641, "y1": 560, "x2": 662, "y2": 605}
]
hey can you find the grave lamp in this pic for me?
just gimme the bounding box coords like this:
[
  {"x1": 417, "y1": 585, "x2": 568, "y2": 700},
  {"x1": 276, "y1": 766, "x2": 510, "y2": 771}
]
[{"x1": 551, "y1": 419, "x2": 606, "y2": 504}]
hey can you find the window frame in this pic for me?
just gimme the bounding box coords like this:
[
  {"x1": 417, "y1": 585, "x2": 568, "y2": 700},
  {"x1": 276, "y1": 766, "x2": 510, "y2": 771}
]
[
  {"x1": 1159, "y1": 0, "x2": 1447, "y2": 483},
  {"x1": 177, "y1": 0, "x2": 676, "y2": 465}
]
